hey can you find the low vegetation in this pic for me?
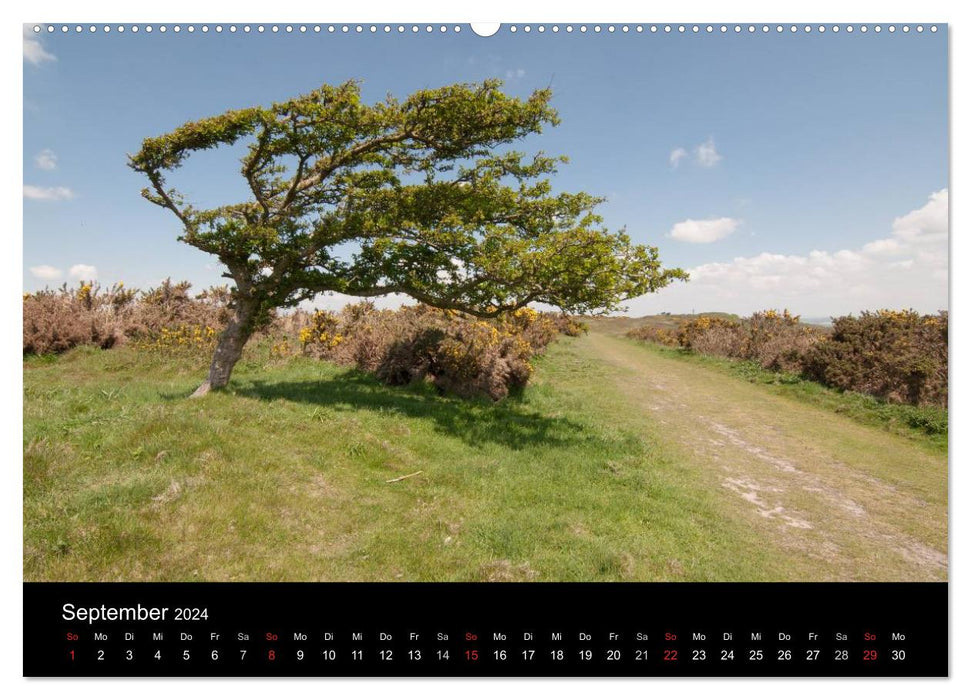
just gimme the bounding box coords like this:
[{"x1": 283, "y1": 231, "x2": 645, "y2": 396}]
[
  {"x1": 23, "y1": 288, "x2": 947, "y2": 581},
  {"x1": 23, "y1": 281, "x2": 585, "y2": 401},
  {"x1": 628, "y1": 309, "x2": 948, "y2": 409},
  {"x1": 641, "y1": 343, "x2": 947, "y2": 453},
  {"x1": 22, "y1": 279, "x2": 230, "y2": 356},
  {"x1": 291, "y1": 303, "x2": 583, "y2": 400},
  {"x1": 802, "y1": 310, "x2": 947, "y2": 407},
  {"x1": 23, "y1": 329, "x2": 946, "y2": 582},
  {"x1": 25, "y1": 339, "x2": 803, "y2": 582}
]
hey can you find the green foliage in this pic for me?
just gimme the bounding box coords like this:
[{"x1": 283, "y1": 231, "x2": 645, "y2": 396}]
[{"x1": 129, "y1": 80, "x2": 686, "y2": 320}]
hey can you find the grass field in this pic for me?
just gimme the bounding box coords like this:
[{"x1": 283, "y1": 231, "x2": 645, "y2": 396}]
[
  {"x1": 643, "y1": 344, "x2": 948, "y2": 453},
  {"x1": 23, "y1": 330, "x2": 947, "y2": 582}
]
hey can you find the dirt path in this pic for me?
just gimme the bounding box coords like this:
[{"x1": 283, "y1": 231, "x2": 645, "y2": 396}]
[{"x1": 576, "y1": 332, "x2": 947, "y2": 581}]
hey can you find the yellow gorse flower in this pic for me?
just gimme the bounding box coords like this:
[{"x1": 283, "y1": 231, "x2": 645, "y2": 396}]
[{"x1": 136, "y1": 324, "x2": 219, "y2": 354}]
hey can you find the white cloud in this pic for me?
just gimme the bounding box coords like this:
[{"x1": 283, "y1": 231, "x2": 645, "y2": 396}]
[
  {"x1": 23, "y1": 27, "x2": 56, "y2": 65},
  {"x1": 636, "y1": 189, "x2": 948, "y2": 317},
  {"x1": 694, "y1": 137, "x2": 722, "y2": 167},
  {"x1": 505, "y1": 68, "x2": 526, "y2": 79},
  {"x1": 687, "y1": 249, "x2": 868, "y2": 294},
  {"x1": 669, "y1": 138, "x2": 723, "y2": 169},
  {"x1": 30, "y1": 265, "x2": 62, "y2": 280},
  {"x1": 669, "y1": 217, "x2": 740, "y2": 243},
  {"x1": 861, "y1": 238, "x2": 902, "y2": 255},
  {"x1": 34, "y1": 149, "x2": 58, "y2": 170},
  {"x1": 24, "y1": 185, "x2": 74, "y2": 201},
  {"x1": 890, "y1": 188, "x2": 948, "y2": 243},
  {"x1": 69, "y1": 264, "x2": 98, "y2": 280}
]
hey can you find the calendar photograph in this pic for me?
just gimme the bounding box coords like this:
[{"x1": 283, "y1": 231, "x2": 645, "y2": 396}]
[{"x1": 23, "y1": 22, "x2": 947, "y2": 589}]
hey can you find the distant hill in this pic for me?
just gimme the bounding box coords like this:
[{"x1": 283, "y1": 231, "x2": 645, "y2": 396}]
[
  {"x1": 581, "y1": 312, "x2": 829, "y2": 336},
  {"x1": 581, "y1": 312, "x2": 740, "y2": 336}
]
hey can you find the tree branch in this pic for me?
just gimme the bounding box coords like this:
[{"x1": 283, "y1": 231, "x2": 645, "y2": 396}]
[
  {"x1": 145, "y1": 172, "x2": 193, "y2": 232},
  {"x1": 242, "y1": 123, "x2": 274, "y2": 221}
]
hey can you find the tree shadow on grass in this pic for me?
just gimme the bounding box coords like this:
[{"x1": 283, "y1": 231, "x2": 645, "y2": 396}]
[{"x1": 232, "y1": 369, "x2": 593, "y2": 451}]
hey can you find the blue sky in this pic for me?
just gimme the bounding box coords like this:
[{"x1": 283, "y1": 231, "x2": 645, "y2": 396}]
[{"x1": 23, "y1": 24, "x2": 948, "y2": 317}]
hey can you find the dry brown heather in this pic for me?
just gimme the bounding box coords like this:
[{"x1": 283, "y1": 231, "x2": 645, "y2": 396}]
[
  {"x1": 627, "y1": 309, "x2": 948, "y2": 408},
  {"x1": 23, "y1": 281, "x2": 586, "y2": 401},
  {"x1": 22, "y1": 279, "x2": 231, "y2": 356}
]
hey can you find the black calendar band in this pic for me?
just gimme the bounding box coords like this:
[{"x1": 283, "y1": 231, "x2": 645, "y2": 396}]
[{"x1": 24, "y1": 582, "x2": 947, "y2": 677}]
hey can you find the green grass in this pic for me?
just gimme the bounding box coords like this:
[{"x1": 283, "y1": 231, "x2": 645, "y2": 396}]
[
  {"x1": 633, "y1": 343, "x2": 947, "y2": 455},
  {"x1": 24, "y1": 341, "x2": 811, "y2": 582},
  {"x1": 24, "y1": 333, "x2": 947, "y2": 583},
  {"x1": 582, "y1": 333, "x2": 946, "y2": 581}
]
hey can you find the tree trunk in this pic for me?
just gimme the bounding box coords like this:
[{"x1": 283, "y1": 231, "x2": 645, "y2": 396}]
[{"x1": 190, "y1": 299, "x2": 258, "y2": 398}]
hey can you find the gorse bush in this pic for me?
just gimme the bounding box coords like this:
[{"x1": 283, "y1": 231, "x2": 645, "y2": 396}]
[
  {"x1": 295, "y1": 303, "x2": 577, "y2": 400},
  {"x1": 627, "y1": 308, "x2": 947, "y2": 408},
  {"x1": 23, "y1": 280, "x2": 231, "y2": 356},
  {"x1": 545, "y1": 313, "x2": 589, "y2": 338},
  {"x1": 744, "y1": 310, "x2": 824, "y2": 373},
  {"x1": 677, "y1": 316, "x2": 745, "y2": 355},
  {"x1": 127, "y1": 279, "x2": 233, "y2": 338},
  {"x1": 627, "y1": 325, "x2": 679, "y2": 347},
  {"x1": 25, "y1": 282, "x2": 584, "y2": 400},
  {"x1": 803, "y1": 310, "x2": 947, "y2": 407},
  {"x1": 673, "y1": 309, "x2": 824, "y2": 372},
  {"x1": 23, "y1": 282, "x2": 130, "y2": 355},
  {"x1": 133, "y1": 324, "x2": 219, "y2": 354}
]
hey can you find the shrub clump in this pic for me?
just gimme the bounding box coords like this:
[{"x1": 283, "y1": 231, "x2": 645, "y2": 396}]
[
  {"x1": 627, "y1": 308, "x2": 947, "y2": 407},
  {"x1": 677, "y1": 315, "x2": 745, "y2": 355},
  {"x1": 22, "y1": 282, "x2": 130, "y2": 355},
  {"x1": 802, "y1": 310, "x2": 947, "y2": 407},
  {"x1": 24, "y1": 280, "x2": 584, "y2": 401},
  {"x1": 296, "y1": 303, "x2": 576, "y2": 400},
  {"x1": 743, "y1": 310, "x2": 824, "y2": 373},
  {"x1": 626, "y1": 325, "x2": 679, "y2": 347},
  {"x1": 671, "y1": 310, "x2": 823, "y2": 372},
  {"x1": 23, "y1": 279, "x2": 231, "y2": 356}
]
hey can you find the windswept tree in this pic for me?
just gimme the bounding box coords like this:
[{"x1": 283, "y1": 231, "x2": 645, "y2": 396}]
[{"x1": 130, "y1": 80, "x2": 686, "y2": 396}]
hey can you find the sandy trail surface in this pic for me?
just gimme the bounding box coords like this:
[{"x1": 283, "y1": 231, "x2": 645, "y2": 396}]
[{"x1": 578, "y1": 332, "x2": 948, "y2": 581}]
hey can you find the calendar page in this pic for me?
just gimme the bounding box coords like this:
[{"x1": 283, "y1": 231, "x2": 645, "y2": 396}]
[{"x1": 22, "y1": 18, "x2": 948, "y2": 678}]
